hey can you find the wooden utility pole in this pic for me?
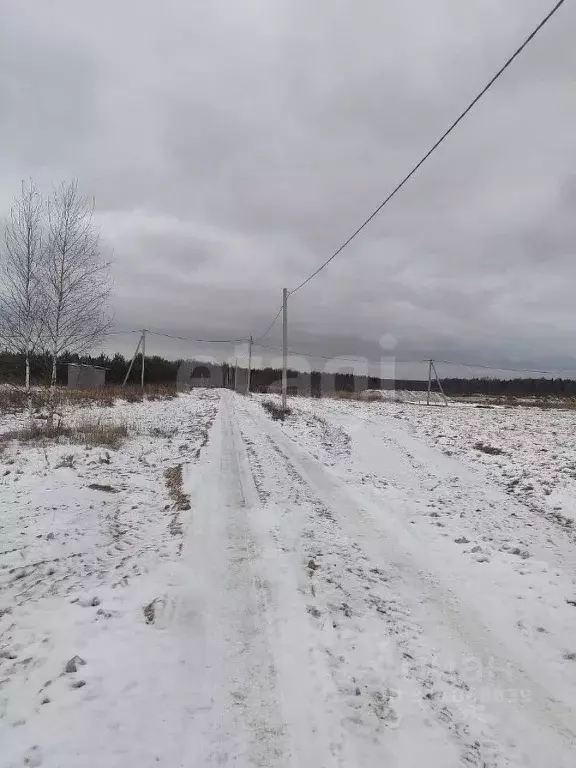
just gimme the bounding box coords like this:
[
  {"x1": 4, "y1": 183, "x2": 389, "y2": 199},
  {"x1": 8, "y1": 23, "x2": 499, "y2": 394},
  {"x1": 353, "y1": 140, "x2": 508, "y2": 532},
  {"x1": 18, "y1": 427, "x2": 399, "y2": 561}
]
[
  {"x1": 247, "y1": 335, "x2": 253, "y2": 394},
  {"x1": 141, "y1": 329, "x2": 146, "y2": 392},
  {"x1": 123, "y1": 332, "x2": 143, "y2": 386},
  {"x1": 431, "y1": 360, "x2": 448, "y2": 406},
  {"x1": 234, "y1": 358, "x2": 238, "y2": 391},
  {"x1": 282, "y1": 288, "x2": 288, "y2": 409},
  {"x1": 426, "y1": 359, "x2": 432, "y2": 406}
]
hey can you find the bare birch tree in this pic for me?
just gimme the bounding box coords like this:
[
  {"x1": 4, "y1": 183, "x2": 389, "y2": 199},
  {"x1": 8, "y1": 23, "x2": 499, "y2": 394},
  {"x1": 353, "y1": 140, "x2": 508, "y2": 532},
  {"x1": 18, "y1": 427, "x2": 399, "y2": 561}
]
[
  {"x1": 44, "y1": 180, "x2": 112, "y2": 386},
  {"x1": 0, "y1": 180, "x2": 45, "y2": 390}
]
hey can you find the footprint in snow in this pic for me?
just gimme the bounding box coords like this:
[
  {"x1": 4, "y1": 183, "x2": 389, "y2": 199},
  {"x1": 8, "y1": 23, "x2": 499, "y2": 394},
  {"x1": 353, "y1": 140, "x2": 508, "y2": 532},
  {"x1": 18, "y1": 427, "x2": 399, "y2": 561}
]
[{"x1": 24, "y1": 746, "x2": 42, "y2": 767}]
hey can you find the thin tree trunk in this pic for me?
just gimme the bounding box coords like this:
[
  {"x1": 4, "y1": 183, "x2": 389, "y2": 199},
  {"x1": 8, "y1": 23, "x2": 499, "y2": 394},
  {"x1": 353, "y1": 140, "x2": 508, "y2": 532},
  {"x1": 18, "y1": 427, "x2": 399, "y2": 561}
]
[
  {"x1": 48, "y1": 352, "x2": 58, "y2": 428},
  {"x1": 51, "y1": 352, "x2": 57, "y2": 388},
  {"x1": 25, "y1": 353, "x2": 33, "y2": 418}
]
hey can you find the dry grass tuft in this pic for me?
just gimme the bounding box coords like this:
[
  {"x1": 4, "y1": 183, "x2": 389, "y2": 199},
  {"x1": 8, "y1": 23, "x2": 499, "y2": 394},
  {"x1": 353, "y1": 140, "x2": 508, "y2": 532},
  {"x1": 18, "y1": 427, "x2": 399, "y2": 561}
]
[
  {"x1": 143, "y1": 600, "x2": 157, "y2": 625},
  {"x1": 332, "y1": 391, "x2": 354, "y2": 400},
  {"x1": 262, "y1": 400, "x2": 292, "y2": 421},
  {"x1": 87, "y1": 482, "x2": 119, "y2": 493},
  {"x1": 1, "y1": 421, "x2": 72, "y2": 442},
  {"x1": 357, "y1": 391, "x2": 385, "y2": 402},
  {"x1": 55, "y1": 454, "x2": 75, "y2": 469},
  {"x1": 331, "y1": 390, "x2": 383, "y2": 402},
  {"x1": 73, "y1": 420, "x2": 128, "y2": 449},
  {"x1": 165, "y1": 464, "x2": 190, "y2": 540},
  {"x1": 60, "y1": 383, "x2": 178, "y2": 407},
  {"x1": 0, "y1": 387, "x2": 61, "y2": 413},
  {"x1": 0, "y1": 387, "x2": 29, "y2": 413},
  {"x1": 0, "y1": 418, "x2": 128, "y2": 449},
  {"x1": 0, "y1": 383, "x2": 178, "y2": 413},
  {"x1": 474, "y1": 441, "x2": 505, "y2": 456},
  {"x1": 165, "y1": 465, "x2": 191, "y2": 513}
]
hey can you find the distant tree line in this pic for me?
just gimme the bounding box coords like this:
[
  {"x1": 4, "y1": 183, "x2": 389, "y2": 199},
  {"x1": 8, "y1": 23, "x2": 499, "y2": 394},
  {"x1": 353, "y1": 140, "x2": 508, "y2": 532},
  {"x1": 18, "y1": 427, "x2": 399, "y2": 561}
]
[
  {"x1": 2, "y1": 348, "x2": 576, "y2": 398},
  {"x1": 431, "y1": 376, "x2": 576, "y2": 398},
  {"x1": 0, "y1": 350, "x2": 178, "y2": 386}
]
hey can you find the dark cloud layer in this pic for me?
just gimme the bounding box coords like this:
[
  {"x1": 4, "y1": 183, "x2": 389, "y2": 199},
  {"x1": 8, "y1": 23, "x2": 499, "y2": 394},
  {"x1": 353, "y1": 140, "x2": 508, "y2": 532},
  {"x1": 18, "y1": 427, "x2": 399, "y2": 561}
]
[{"x1": 1, "y1": 0, "x2": 575, "y2": 377}]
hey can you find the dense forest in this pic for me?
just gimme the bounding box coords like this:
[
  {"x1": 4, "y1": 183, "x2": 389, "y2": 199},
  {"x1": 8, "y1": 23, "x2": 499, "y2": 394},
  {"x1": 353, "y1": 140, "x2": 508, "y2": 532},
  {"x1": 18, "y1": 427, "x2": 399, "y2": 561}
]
[
  {"x1": 0, "y1": 350, "x2": 180, "y2": 386},
  {"x1": 1, "y1": 349, "x2": 576, "y2": 398}
]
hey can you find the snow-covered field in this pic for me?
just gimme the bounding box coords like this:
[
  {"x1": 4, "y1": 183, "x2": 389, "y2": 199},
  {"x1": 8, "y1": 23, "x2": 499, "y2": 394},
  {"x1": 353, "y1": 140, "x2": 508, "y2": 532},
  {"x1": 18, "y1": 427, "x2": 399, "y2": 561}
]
[
  {"x1": 0, "y1": 391, "x2": 219, "y2": 767},
  {"x1": 2, "y1": 389, "x2": 576, "y2": 766}
]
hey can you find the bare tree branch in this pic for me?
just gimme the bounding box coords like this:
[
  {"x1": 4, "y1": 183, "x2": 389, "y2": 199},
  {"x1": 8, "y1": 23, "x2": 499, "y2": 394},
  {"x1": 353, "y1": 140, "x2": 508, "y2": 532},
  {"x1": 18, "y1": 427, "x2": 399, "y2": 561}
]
[
  {"x1": 44, "y1": 180, "x2": 112, "y2": 386},
  {"x1": 0, "y1": 180, "x2": 45, "y2": 389}
]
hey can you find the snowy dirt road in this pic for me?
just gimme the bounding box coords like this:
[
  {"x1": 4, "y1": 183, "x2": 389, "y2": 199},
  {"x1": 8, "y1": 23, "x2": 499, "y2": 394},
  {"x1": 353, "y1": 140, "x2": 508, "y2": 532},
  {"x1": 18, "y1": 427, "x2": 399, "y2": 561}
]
[
  {"x1": 172, "y1": 391, "x2": 576, "y2": 767},
  {"x1": 2, "y1": 390, "x2": 576, "y2": 767}
]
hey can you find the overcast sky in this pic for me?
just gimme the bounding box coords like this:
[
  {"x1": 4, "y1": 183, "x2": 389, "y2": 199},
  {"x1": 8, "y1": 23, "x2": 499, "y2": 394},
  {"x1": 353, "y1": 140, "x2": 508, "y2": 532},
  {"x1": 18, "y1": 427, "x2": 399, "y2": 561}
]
[{"x1": 1, "y1": 0, "x2": 575, "y2": 379}]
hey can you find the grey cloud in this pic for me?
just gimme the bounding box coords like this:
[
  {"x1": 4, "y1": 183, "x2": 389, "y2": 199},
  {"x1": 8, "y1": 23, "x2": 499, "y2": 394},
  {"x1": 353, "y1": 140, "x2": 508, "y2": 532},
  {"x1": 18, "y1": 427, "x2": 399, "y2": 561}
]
[{"x1": 1, "y1": 0, "x2": 576, "y2": 376}]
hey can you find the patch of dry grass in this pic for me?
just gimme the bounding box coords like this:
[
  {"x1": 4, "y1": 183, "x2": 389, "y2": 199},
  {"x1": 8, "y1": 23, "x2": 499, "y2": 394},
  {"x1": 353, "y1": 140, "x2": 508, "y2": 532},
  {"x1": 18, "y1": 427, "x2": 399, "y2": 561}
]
[
  {"x1": 164, "y1": 465, "x2": 190, "y2": 513},
  {"x1": 357, "y1": 391, "x2": 385, "y2": 402},
  {"x1": 0, "y1": 387, "x2": 29, "y2": 413},
  {"x1": 1, "y1": 421, "x2": 73, "y2": 442},
  {"x1": 73, "y1": 420, "x2": 128, "y2": 449},
  {"x1": 262, "y1": 400, "x2": 292, "y2": 421},
  {"x1": 0, "y1": 387, "x2": 56, "y2": 414},
  {"x1": 87, "y1": 482, "x2": 120, "y2": 493},
  {"x1": 0, "y1": 418, "x2": 129, "y2": 449},
  {"x1": 0, "y1": 383, "x2": 178, "y2": 413},
  {"x1": 331, "y1": 390, "x2": 383, "y2": 402},
  {"x1": 165, "y1": 464, "x2": 191, "y2": 542},
  {"x1": 474, "y1": 441, "x2": 505, "y2": 456},
  {"x1": 61, "y1": 383, "x2": 178, "y2": 407}
]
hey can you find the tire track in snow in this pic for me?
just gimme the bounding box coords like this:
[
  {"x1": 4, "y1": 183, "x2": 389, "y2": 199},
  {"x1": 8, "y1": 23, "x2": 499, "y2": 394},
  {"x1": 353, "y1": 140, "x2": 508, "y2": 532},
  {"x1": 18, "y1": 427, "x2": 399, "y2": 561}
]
[
  {"x1": 248, "y1": 426, "x2": 502, "y2": 766},
  {"x1": 237, "y1": 404, "x2": 487, "y2": 766},
  {"x1": 237, "y1": 396, "x2": 576, "y2": 767},
  {"x1": 169, "y1": 393, "x2": 289, "y2": 767},
  {"x1": 171, "y1": 392, "x2": 361, "y2": 767}
]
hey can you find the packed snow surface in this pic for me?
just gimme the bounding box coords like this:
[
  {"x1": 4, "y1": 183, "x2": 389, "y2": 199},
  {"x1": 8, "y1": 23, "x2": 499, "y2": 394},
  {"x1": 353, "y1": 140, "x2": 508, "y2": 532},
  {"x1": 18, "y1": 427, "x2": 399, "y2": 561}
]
[{"x1": 1, "y1": 390, "x2": 576, "y2": 767}]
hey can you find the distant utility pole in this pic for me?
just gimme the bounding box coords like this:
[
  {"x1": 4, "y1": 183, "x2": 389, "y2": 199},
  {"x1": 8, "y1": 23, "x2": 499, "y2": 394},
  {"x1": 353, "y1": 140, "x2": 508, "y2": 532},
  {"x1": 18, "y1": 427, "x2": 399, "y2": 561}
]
[
  {"x1": 431, "y1": 360, "x2": 448, "y2": 406},
  {"x1": 123, "y1": 330, "x2": 144, "y2": 386},
  {"x1": 282, "y1": 288, "x2": 288, "y2": 409},
  {"x1": 141, "y1": 328, "x2": 146, "y2": 392},
  {"x1": 246, "y1": 335, "x2": 253, "y2": 395},
  {"x1": 234, "y1": 358, "x2": 238, "y2": 392},
  {"x1": 426, "y1": 359, "x2": 448, "y2": 406}
]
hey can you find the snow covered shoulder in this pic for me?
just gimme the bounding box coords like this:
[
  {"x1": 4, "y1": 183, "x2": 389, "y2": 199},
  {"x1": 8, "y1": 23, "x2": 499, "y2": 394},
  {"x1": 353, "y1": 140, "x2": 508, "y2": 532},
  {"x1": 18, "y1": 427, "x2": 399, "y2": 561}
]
[{"x1": 0, "y1": 389, "x2": 218, "y2": 768}]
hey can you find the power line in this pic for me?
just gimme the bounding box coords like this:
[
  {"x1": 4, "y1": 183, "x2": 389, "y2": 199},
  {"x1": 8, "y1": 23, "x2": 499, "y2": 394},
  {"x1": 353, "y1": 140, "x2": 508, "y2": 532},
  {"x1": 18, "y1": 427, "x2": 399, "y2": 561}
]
[
  {"x1": 255, "y1": 342, "x2": 370, "y2": 363},
  {"x1": 102, "y1": 329, "x2": 141, "y2": 336},
  {"x1": 289, "y1": 0, "x2": 567, "y2": 297},
  {"x1": 254, "y1": 342, "x2": 421, "y2": 365},
  {"x1": 254, "y1": 344, "x2": 576, "y2": 377},
  {"x1": 256, "y1": 305, "x2": 284, "y2": 341},
  {"x1": 102, "y1": 327, "x2": 249, "y2": 343},
  {"x1": 147, "y1": 330, "x2": 249, "y2": 344},
  {"x1": 100, "y1": 329, "x2": 576, "y2": 378},
  {"x1": 433, "y1": 359, "x2": 576, "y2": 378}
]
